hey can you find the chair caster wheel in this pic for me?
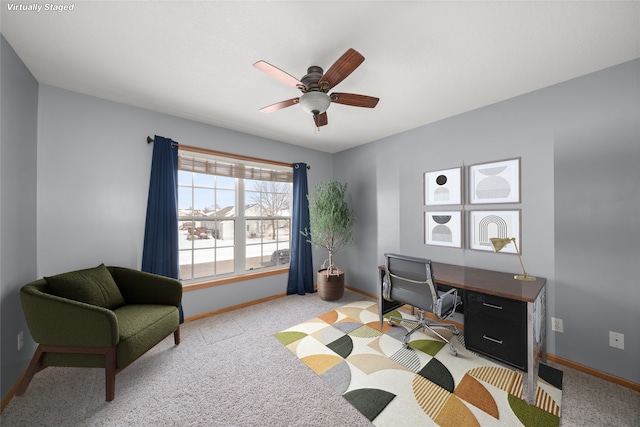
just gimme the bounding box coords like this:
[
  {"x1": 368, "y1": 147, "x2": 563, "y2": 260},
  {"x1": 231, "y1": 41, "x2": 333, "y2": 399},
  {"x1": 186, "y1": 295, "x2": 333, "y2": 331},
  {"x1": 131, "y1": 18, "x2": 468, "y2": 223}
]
[
  {"x1": 388, "y1": 321, "x2": 395, "y2": 327},
  {"x1": 449, "y1": 346, "x2": 457, "y2": 356}
]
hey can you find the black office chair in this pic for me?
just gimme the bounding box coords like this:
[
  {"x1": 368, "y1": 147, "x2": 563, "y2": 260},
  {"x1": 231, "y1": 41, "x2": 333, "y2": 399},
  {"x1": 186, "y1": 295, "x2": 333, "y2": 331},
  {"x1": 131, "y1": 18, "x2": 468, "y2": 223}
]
[{"x1": 382, "y1": 253, "x2": 461, "y2": 355}]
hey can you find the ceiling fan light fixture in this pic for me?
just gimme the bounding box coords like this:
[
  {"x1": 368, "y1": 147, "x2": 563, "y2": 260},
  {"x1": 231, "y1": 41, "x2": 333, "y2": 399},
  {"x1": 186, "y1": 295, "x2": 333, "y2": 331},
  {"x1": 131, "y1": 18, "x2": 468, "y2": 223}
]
[{"x1": 299, "y1": 91, "x2": 331, "y2": 115}]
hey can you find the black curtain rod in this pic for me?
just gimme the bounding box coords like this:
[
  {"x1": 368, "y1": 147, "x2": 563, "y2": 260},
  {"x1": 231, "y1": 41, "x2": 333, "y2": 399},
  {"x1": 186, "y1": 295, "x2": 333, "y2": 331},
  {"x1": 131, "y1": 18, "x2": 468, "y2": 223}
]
[
  {"x1": 146, "y1": 136, "x2": 310, "y2": 169},
  {"x1": 147, "y1": 136, "x2": 178, "y2": 147}
]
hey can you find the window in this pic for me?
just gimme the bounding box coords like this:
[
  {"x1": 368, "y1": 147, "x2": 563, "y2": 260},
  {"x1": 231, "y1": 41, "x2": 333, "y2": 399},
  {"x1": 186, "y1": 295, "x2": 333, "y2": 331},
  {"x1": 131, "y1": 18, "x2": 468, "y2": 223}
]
[{"x1": 177, "y1": 152, "x2": 292, "y2": 282}]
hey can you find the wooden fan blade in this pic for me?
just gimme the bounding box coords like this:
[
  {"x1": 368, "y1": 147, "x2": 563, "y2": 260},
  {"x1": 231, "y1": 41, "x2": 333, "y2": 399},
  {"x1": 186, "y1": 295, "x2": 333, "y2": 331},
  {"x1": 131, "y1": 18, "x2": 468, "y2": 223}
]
[
  {"x1": 259, "y1": 97, "x2": 299, "y2": 113},
  {"x1": 330, "y1": 93, "x2": 379, "y2": 108},
  {"x1": 318, "y1": 48, "x2": 365, "y2": 90},
  {"x1": 253, "y1": 60, "x2": 306, "y2": 89},
  {"x1": 314, "y1": 112, "x2": 328, "y2": 127}
]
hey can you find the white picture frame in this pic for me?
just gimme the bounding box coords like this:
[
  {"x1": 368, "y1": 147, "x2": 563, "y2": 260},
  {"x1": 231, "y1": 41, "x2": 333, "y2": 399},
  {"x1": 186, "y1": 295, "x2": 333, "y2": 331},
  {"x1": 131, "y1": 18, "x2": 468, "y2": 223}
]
[
  {"x1": 468, "y1": 158, "x2": 520, "y2": 204},
  {"x1": 424, "y1": 167, "x2": 462, "y2": 206},
  {"x1": 469, "y1": 210, "x2": 521, "y2": 253},
  {"x1": 425, "y1": 211, "x2": 462, "y2": 248}
]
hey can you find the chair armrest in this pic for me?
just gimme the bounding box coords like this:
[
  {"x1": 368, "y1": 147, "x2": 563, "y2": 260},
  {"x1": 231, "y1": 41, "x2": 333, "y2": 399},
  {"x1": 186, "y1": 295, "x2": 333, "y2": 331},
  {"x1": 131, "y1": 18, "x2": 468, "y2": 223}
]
[
  {"x1": 20, "y1": 284, "x2": 119, "y2": 347},
  {"x1": 434, "y1": 287, "x2": 459, "y2": 319},
  {"x1": 108, "y1": 267, "x2": 182, "y2": 307}
]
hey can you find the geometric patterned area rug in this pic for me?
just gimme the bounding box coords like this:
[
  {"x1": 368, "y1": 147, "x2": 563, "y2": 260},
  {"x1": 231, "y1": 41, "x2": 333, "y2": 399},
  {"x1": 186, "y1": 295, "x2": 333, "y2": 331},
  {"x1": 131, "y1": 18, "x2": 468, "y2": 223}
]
[{"x1": 275, "y1": 300, "x2": 562, "y2": 427}]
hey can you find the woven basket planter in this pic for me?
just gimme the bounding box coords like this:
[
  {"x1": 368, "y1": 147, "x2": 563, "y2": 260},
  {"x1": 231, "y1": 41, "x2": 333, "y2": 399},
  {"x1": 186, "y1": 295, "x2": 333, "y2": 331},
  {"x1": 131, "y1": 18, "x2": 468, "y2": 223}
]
[{"x1": 317, "y1": 269, "x2": 345, "y2": 301}]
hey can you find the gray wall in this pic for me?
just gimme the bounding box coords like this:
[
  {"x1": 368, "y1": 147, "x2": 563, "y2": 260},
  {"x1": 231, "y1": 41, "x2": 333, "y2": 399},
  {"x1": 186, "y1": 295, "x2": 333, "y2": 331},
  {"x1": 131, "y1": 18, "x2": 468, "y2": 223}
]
[
  {"x1": 555, "y1": 116, "x2": 639, "y2": 383},
  {"x1": 36, "y1": 85, "x2": 333, "y2": 316},
  {"x1": 334, "y1": 59, "x2": 640, "y2": 384},
  {"x1": 0, "y1": 35, "x2": 39, "y2": 398}
]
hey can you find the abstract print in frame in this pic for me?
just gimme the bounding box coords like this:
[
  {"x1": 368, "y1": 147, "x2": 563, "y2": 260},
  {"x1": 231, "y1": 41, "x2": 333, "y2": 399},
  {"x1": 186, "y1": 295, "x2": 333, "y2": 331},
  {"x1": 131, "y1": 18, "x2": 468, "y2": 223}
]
[
  {"x1": 425, "y1": 211, "x2": 462, "y2": 248},
  {"x1": 424, "y1": 167, "x2": 462, "y2": 206},
  {"x1": 469, "y1": 210, "x2": 521, "y2": 253},
  {"x1": 469, "y1": 158, "x2": 520, "y2": 204}
]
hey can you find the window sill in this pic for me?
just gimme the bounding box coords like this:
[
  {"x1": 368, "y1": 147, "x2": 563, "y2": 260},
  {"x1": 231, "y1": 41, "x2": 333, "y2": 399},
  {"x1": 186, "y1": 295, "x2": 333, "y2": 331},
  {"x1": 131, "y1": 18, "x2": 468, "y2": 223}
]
[{"x1": 183, "y1": 267, "x2": 290, "y2": 292}]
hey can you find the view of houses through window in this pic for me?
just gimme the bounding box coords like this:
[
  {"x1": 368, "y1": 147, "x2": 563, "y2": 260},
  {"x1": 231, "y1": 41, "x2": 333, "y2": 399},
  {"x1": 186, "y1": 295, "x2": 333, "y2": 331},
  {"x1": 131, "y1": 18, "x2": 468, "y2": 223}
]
[{"x1": 177, "y1": 152, "x2": 292, "y2": 282}]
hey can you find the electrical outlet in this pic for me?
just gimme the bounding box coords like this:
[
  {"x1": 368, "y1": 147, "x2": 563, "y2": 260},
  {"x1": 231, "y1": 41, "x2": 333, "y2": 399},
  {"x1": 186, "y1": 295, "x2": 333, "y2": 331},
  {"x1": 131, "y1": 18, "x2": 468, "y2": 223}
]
[
  {"x1": 609, "y1": 331, "x2": 625, "y2": 350},
  {"x1": 551, "y1": 317, "x2": 563, "y2": 333},
  {"x1": 17, "y1": 331, "x2": 23, "y2": 350}
]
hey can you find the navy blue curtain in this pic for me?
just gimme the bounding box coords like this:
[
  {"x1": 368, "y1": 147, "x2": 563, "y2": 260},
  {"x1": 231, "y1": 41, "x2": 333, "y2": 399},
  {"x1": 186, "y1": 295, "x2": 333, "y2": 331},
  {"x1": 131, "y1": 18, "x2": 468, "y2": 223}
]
[
  {"x1": 287, "y1": 163, "x2": 314, "y2": 295},
  {"x1": 141, "y1": 135, "x2": 183, "y2": 321}
]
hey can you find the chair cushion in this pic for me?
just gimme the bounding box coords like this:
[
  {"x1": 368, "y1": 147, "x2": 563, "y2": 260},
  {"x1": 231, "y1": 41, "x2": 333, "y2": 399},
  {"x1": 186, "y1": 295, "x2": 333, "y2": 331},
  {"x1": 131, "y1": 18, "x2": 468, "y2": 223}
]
[
  {"x1": 45, "y1": 264, "x2": 125, "y2": 310},
  {"x1": 113, "y1": 304, "x2": 179, "y2": 367}
]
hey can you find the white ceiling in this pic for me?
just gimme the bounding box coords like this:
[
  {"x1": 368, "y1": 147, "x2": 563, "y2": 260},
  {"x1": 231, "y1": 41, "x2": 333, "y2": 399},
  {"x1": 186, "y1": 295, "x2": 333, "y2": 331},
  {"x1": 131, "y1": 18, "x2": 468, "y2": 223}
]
[{"x1": 2, "y1": 1, "x2": 639, "y2": 153}]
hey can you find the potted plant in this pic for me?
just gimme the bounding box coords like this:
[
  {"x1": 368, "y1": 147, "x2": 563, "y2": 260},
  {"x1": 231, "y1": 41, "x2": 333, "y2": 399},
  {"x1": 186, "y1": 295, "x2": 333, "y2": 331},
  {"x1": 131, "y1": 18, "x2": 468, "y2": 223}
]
[{"x1": 302, "y1": 179, "x2": 357, "y2": 301}]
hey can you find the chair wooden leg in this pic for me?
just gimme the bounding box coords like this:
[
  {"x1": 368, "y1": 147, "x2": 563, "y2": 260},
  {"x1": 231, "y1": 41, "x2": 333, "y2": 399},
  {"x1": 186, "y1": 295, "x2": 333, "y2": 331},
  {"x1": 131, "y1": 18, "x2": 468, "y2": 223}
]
[
  {"x1": 16, "y1": 345, "x2": 46, "y2": 396},
  {"x1": 17, "y1": 333, "x2": 178, "y2": 402},
  {"x1": 105, "y1": 347, "x2": 116, "y2": 402},
  {"x1": 174, "y1": 326, "x2": 181, "y2": 345}
]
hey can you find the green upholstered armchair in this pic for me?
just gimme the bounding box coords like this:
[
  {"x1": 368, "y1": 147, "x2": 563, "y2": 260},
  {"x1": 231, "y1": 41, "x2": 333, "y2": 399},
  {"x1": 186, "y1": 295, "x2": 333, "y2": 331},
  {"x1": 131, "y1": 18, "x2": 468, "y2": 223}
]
[{"x1": 17, "y1": 264, "x2": 182, "y2": 401}]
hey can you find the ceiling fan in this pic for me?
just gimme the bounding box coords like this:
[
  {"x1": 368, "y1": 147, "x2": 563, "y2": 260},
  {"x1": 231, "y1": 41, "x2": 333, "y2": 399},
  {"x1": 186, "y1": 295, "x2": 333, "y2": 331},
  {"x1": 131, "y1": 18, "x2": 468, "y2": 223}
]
[{"x1": 254, "y1": 48, "x2": 379, "y2": 129}]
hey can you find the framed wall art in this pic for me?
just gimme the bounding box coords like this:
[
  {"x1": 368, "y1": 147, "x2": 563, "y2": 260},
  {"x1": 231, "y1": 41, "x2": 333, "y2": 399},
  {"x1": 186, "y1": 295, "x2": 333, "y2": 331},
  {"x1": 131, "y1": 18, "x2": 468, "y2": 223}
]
[
  {"x1": 468, "y1": 158, "x2": 520, "y2": 204},
  {"x1": 468, "y1": 210, "x2": 521, "y2": 253},
  {"x1": 424, "y1": 167, "x2": 462, "y2": 206},
  {"x1": 425, "y1": 211, "x2": 462, "y2": 248}
]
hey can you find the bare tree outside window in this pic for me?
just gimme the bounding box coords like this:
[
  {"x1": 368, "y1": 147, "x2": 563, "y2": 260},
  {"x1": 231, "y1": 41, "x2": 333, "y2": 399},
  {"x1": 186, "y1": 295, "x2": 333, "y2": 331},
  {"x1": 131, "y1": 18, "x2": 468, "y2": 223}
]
[{"x1": 246, "y1": 181, "x2": 291, "y2": 238}]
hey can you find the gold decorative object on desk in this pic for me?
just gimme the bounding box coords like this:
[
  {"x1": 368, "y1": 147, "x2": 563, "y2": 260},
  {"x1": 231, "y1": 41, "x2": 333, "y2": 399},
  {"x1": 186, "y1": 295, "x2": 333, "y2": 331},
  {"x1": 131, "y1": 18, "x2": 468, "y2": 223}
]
[{"x1": 490, "y1": 237, "x2": 537, "y2": 281}]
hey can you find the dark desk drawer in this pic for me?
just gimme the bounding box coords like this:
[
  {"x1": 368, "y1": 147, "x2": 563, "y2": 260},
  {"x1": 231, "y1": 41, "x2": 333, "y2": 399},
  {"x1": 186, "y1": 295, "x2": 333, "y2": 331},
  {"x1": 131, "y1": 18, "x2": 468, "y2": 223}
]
[
  {"x1": 465, "y1": 291, "x2": 527, "y2": 371},
  {"x1": 466, "y1": 291, "x2": 525, "y2": 324},
  {"x1": 465, "y1": 313, "x2": 527, "y2": 370}
]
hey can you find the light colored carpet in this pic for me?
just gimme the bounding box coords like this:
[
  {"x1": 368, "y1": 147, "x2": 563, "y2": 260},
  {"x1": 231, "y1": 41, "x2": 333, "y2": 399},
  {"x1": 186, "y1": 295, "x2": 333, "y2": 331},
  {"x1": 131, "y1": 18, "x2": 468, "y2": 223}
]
[
  {"x1": 2, "y1": 291, "x2": 372, "y2": 427},
  {"x1": 1, "y1": 289, "x2": 639, "y2": 426}
]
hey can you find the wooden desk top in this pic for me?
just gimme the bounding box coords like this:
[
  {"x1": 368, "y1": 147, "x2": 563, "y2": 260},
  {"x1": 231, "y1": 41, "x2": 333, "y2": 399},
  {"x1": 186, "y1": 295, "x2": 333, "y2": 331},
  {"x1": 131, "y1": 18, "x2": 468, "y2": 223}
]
[{"x1": 380, "y1": 262, "x2": 546, "y2": 303}]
